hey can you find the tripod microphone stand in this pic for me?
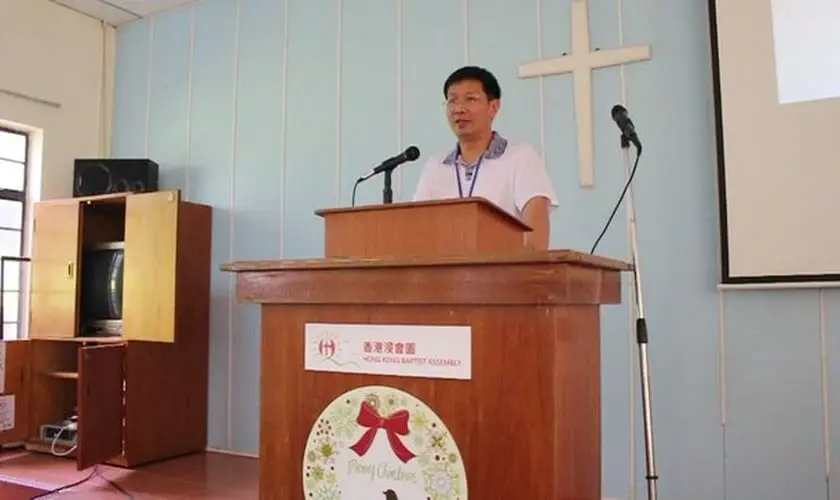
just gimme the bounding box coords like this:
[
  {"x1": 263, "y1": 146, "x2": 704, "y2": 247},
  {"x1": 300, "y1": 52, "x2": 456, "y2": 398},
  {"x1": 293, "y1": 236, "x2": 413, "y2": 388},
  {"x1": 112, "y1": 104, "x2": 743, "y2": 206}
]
[{"x1": 619, "y1": 134, "x2": 658, "y2": 500}]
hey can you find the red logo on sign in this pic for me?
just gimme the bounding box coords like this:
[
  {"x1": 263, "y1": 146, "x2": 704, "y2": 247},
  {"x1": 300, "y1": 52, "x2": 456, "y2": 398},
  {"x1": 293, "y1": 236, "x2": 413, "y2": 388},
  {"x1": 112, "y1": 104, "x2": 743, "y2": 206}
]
[{"x1": 318, "y1": 339, "x2": 336, "y2": 358}]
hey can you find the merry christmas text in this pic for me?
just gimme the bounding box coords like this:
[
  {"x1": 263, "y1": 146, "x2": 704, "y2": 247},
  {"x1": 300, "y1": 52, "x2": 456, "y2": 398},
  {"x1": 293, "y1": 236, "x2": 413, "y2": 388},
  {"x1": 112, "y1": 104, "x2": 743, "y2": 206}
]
[{"x1": 346, "y1": 459, "x2": 418, "y2": 483}]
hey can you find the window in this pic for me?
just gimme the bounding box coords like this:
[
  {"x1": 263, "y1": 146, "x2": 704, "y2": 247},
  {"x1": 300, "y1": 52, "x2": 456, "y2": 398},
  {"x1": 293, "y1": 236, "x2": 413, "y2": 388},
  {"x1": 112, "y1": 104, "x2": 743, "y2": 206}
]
[{"x1": 0, "y1": 127, "x2": 27, "y2": 340}]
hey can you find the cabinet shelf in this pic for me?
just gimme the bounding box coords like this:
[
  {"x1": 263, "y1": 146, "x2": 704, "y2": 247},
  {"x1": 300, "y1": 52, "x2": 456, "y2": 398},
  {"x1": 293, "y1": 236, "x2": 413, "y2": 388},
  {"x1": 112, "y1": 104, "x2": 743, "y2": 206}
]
[
  {"x1": 38, "y1": 371, "x2": 78, "y2": 380},
  {"x1": 34, "y1": 336, "x2": 124, "y2": 344}
]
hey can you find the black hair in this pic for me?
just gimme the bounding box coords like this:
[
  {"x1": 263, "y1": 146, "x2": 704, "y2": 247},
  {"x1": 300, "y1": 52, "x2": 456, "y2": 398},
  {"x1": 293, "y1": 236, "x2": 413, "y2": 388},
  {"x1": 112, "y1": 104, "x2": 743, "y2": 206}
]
[{"x1": 443, "y1": 66, "x2": 502, "y2": 100}]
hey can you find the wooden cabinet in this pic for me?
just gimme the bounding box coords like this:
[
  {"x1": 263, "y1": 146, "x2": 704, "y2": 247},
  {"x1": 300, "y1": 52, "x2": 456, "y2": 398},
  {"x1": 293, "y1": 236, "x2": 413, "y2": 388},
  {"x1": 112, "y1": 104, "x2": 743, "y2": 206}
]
[
  {"x1": 28, "y1": 200, "x2": 81, "y2": 340},
  {"x1": 0, "y1": 189, "x2": 211, "y2": 470},
  {"x1": 29, "y1": 190, "x2": 189, "y2": 342}
]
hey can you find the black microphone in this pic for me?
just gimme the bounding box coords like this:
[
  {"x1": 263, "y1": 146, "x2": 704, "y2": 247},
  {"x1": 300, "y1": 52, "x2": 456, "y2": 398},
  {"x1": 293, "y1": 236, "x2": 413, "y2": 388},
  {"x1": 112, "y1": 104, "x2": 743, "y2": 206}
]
[
  {"x1": 357, "y1": 146, "x2": 420, "y2": 182},
  {"x1": 611, "y1": 104, "x2": 642, "y2": 152},
  {"x1": 590, "y1": 105, "x2": 645, "y2": 254}
]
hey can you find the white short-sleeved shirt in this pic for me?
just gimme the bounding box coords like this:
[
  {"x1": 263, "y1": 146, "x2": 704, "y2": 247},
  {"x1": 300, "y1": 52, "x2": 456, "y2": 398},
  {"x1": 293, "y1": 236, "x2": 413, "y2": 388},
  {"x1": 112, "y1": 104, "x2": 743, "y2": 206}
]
[{"x1": 412, "y1": 132, "x2": 558, "y2": 219}]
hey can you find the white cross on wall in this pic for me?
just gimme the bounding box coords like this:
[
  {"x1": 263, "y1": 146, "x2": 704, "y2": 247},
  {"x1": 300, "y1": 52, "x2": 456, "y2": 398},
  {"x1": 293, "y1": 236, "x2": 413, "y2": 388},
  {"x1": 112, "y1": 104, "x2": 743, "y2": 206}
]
[{"x1": 518, "y1": 0, "x2": 652, "y2": 188}]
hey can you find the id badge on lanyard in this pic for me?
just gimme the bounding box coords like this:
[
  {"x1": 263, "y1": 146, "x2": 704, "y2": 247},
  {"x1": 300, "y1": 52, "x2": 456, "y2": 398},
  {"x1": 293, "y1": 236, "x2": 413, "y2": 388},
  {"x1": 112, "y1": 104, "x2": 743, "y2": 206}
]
[{"x1": 455, "y1": 154, "x2": 483, "y2": 198}]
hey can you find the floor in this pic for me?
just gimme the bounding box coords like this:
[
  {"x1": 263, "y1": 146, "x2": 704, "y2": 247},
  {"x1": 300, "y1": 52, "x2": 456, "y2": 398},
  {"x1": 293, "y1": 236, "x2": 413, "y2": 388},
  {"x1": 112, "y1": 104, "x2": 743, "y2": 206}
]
[
  {"x1": 0, "y1": 479, "x2": 47, "y2": 499},
  {"x1": 0, "y1": 449, "x2": 258, "y2": 498}
]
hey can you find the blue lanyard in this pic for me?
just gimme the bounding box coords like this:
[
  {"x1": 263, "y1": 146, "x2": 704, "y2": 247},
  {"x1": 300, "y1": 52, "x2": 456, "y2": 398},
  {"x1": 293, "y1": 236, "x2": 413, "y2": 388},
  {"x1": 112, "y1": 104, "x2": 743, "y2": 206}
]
[{"x1": 455, "y1": 154, "x2": 484, "y2": 198}]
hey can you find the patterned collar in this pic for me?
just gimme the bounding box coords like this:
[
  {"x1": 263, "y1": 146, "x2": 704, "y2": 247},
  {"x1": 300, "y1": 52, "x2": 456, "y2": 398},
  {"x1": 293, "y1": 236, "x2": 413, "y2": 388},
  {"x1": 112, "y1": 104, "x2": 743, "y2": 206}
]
[{"x1": 442, "y1": 131, "x2": 508, "y2": 166}]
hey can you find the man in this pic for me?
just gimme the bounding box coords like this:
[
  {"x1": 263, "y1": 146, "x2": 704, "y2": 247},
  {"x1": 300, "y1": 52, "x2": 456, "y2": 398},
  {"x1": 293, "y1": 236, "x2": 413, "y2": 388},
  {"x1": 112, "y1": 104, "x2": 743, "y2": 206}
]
[{"x1": 412, "y1": 66, "x2": 558, "y2": 250}]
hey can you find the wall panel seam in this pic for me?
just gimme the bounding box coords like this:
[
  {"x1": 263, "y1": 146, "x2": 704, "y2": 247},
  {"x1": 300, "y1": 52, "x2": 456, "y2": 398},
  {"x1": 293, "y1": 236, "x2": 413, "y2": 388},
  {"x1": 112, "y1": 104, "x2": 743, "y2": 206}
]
[
  {"x1": 144, "y1": 16, "x2": 155, "y2": 156},
  {"x1": 279, "y1": 0, "x2": 290, "y2": 256},
  {"x1": 227, "y1": 0, "x2": 243, "y2": 451},
  {"x1": 185, "y1": 6, "x2": 196, "y2": 199},
  {"x1": 335, "y1": 0, "x2": 343, "y2": 205}
]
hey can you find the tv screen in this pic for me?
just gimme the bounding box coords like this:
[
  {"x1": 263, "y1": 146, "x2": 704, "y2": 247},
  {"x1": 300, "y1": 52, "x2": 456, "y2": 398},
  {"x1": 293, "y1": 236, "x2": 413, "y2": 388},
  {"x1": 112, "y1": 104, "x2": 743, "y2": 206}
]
[{"x1": 79, "y1": 243, "x2": 124, "y2": 335}]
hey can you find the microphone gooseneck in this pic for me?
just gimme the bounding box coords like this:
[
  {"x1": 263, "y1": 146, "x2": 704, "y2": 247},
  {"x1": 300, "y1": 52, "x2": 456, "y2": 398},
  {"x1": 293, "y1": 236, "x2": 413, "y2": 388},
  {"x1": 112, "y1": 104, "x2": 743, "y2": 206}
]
[
  {"x1": 352, "y1": 146, "x2": 422, "y2": 206},
  {"x1": 357, "y1": 146, "x2": 422, "y2": 183},
  {"x1": 592, "y1": 103, "x2": 644, "y2": 253}
]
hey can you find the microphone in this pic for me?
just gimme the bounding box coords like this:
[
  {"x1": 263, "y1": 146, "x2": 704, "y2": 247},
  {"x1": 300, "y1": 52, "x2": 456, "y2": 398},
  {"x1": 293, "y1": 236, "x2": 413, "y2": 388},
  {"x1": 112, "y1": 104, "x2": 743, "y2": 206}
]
[
  {"x1": 357, "y1": 146, "x2": 420, "y2": 182},
  {"x1": 611, "y1": 104, "x2": 642, "y2": 152},
  {"x1": 590, "y1": 104, "x2": 646, "y2": 253},
  {"x1": 352, "y1": 146, "x2": 421, "y2": 206}
]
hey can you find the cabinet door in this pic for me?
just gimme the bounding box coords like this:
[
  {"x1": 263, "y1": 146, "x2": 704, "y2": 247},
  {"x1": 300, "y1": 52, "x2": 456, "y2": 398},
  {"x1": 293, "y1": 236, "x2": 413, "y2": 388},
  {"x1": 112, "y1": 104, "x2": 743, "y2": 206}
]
[
  {"x1": 30, "y1": 202, "x2": 82, "y2": 339},
  {"x1": 123, "y1": 191, "x2": 179, "y2": 342},
  {"x1": 0, "y1": 340, "x2": 31, "y2": 446},
  {"x1": 77, "y1": 343, "x2": 124, "y2": 470}
]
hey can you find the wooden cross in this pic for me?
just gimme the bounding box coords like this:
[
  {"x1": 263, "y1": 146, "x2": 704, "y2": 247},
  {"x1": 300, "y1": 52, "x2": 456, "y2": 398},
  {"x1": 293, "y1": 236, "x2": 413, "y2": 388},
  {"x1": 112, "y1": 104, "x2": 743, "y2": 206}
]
[{"x1": 518, "y1": 0, "x2": 652, "y2": 187}]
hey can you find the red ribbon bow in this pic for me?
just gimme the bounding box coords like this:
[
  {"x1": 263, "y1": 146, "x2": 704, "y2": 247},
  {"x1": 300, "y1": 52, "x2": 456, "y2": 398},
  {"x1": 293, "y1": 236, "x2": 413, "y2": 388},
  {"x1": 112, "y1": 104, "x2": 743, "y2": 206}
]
[{"x1": 348, "y1": 401, "x2": 416, "y2": 464}]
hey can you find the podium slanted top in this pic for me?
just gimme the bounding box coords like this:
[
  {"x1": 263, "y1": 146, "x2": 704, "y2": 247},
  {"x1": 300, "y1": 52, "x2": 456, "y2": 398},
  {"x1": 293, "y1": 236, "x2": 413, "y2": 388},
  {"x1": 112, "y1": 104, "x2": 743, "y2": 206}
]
[{"x1": 314, "y1": 197, "x2": 534, "y2": 259}]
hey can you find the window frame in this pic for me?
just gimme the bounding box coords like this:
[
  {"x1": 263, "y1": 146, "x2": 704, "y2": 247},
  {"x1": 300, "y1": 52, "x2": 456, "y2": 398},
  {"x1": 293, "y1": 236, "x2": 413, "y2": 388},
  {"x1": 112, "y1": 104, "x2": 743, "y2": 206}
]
[
  {"x1": 0, "y1": 125, "x2": 28, "y2": 205},
  {"x1": 0, "y1": 125, "x2": 29, "y2": 340}
]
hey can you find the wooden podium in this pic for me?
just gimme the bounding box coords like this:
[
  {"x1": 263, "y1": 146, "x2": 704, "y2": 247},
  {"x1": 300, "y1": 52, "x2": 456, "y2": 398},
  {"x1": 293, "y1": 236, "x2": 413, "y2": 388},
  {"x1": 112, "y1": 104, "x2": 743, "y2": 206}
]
[{"x1": 222, "y1": 197, "x2": 629, "y2": 500}]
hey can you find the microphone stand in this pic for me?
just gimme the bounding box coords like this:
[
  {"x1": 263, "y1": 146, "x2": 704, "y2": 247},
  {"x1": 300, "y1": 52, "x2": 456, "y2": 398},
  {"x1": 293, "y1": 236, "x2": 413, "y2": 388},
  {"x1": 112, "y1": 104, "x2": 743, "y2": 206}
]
[
  {"x1": 382, "y1": 169, "x2": 393, "y2": 204},
  {"x1": 620, "y1": 134, "x2": 658, "y2": 500}
]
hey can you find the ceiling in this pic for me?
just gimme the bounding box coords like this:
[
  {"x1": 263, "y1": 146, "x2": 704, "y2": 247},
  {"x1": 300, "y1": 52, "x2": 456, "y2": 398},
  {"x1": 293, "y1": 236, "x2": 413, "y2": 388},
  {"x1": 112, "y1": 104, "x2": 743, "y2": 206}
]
[{"x1": 51, "y1": 0, "x2": 197, "y2": 25}]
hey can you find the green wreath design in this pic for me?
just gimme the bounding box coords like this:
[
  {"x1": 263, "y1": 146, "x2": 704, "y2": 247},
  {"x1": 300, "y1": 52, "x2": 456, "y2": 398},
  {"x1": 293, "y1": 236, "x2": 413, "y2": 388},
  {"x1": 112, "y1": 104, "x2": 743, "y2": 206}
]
[{"x1": 302, "y1": 385, "x2": 468, "y2": 500}]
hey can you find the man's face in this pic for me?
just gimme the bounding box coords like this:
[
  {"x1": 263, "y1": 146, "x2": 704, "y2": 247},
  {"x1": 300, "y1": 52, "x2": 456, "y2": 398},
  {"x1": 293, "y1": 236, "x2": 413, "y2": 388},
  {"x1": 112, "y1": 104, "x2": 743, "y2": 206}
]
[{"x1": 445, "y1": 79, "x2": 499, "y2": 140}]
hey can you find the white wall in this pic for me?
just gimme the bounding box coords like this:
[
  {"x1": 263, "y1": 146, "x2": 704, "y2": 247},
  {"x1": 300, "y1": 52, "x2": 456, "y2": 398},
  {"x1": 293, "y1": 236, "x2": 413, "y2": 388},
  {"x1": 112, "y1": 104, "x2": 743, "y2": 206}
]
[
  {"x1": 0, "y1": 0, "x2": 115, "y2": 339},
  {"x1": 0, "y1": 0, "x2": 115, "y2": 203}
]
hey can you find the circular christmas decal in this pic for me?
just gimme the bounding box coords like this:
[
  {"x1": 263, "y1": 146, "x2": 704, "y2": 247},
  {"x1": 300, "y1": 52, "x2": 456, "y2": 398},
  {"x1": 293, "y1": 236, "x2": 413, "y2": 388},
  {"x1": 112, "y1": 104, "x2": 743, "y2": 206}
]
[{"x1": 302, "y1": 385, "x2": 468, "y2": 500}]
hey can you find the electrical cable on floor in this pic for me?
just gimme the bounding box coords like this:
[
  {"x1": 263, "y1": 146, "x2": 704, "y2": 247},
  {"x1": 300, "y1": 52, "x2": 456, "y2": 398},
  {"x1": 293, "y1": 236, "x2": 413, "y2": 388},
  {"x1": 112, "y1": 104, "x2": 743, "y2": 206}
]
[
  {"x1": 29, "y1": 421, "x2": 133, "y2": 499},
  {"x1": 29, "y1": 467, "x2": 95, "y2": 499},
  {"x1": 96, "y1": 467, "x2": 134, "y2": 499},
  {"x1": 29, "y1": 464, "x2": 134, "y2": 499}
]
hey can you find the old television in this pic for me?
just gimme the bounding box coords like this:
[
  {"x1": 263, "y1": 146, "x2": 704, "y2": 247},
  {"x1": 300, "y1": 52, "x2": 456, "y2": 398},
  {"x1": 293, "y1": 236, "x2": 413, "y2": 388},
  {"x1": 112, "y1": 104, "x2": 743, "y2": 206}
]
[{"x1": 78, "y1": 241, "x2": 124, "y2": 337}]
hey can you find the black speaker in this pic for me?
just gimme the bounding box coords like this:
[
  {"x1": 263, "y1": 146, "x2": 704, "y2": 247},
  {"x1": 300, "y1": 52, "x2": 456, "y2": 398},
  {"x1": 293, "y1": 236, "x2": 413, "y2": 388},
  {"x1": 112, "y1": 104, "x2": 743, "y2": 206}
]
[{"x1": 73, "y1": 158, "x2": 159, "y2": 197}]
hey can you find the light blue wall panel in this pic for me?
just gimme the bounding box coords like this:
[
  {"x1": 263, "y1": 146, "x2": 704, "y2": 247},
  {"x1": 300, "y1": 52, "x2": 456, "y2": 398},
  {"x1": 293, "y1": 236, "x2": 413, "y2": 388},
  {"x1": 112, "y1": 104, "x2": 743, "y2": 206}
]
[
  {"x1": 338, "y1": 0, "x2": 398, "y2": 207},
  {"x1": 112, "y1": 19, "x2": 150, "y2": 158},
  {"x1": 467, "y1": 0, "x2": 541, "y2": 149},
  {"x1": 147, "y1": 9, "x2": 191, "y2": 191},
  {"x1": 399, "y1": 0, "x2": 462, "y2": 199},
  {"x1": 282, "y1": 0, "x2": 339, "y2": 259},
  {"x1": 110, "y1": 0, "x2": 839, "y2": 495},
  {"x1": 230, "y1": 0, "x2": 287, "y2": 454},
  {"x1": 724, "y1": 291, "x2": 826, "y2": 500},
  {"x1": 189, "y1": 0, "x2": 238, "y2": 450}
]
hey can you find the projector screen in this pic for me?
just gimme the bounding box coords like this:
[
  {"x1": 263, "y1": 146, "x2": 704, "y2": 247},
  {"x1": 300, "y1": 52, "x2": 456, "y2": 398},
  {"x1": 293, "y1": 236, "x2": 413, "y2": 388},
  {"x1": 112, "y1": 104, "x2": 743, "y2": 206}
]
[{"x1": 709, "y1": 0, "x2": 840, "y2": 284}]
